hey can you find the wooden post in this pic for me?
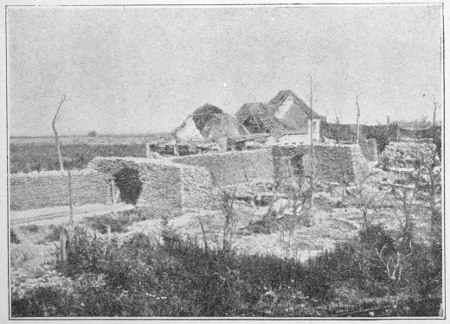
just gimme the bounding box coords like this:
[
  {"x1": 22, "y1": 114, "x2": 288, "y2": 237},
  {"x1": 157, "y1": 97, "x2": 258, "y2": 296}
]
[
  {"x1": 309, "y1": 77, "x2": 315, "y2": 211},
  {"x1": 355, "y1": 94, "x2": 361, "y2": 144},
  {"x1": 110, "y1": 179, "x2": 116, "y2": 204},
  {"x1": 145, "y1": 142, "x2": 151, "y2": 157},
  {"x1": 60, "y1": 229, "x2": 67, "y2": 262},
  {"x1": 68, "y1": 170, "x2": 74, "y2": 225}
]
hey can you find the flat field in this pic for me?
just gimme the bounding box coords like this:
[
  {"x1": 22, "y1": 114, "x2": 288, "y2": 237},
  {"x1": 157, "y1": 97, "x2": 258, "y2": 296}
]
[{"x1": 9, "y1": 134, "x2": 171, "y2": 173}]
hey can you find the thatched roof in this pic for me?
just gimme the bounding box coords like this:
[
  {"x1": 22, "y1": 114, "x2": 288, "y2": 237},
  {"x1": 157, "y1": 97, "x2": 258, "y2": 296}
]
[
  {"x1": 268, "y1": 90, "x2": 322, "y2": 132},
  {"x1": 235, "y1": 102, "x2": 288, "y2": 134},
  {"x1": 269, "y1": 90, "x2": 322, "y2": 119},
  {"x1": 191, "y1": 104, "x2": 224, "y2": 132},
  {"x1": 174, "y1": 116, "x2": 205, "y2": 143},
  {"x1": 202, "y1": 113, "x2": 247, "y2": 141},
  {"x1": 235, "y1": 90, "x2": 323, "y2": 135}
]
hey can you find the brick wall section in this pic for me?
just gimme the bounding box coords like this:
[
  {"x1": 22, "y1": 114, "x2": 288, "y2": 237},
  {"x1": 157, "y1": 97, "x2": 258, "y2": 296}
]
[
  {"x1": 359, "y1": 139, "x2": 378, "y2": 162},
  {"x1": 10, "y1": 170, "x2": 113, "y2": 211},
  {"x1": 171, "y1": 149, "x2": 274, "y2": 187},
  {"x1": 88, "y1": 157, "x2": 184, "y2": 217}
]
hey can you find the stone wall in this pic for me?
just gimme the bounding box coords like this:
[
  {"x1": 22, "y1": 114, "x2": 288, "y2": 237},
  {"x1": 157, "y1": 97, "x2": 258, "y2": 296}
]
[
  {"x1": 180, "y1": 165, "x2": 218, "y2": 211},
  {"x1": 10, "y1": 170, "x2": 113, "y2": 211},
  {"x1": 349, "y1": 145, "x2": 371, "y2": 182},
  {"x1": 88, "y1": 157, "x2": 217, "y2": 216},
  {"x1": 381, "y1": 142, "x2": 437, "y2": 168},
  {"x1": 88, "y1": 157, "x2": 184, "y2": 217},
  {"x1": 359, "y1": 139, "x2": 378, "y2": 162},
  {"x1": 272, "y1": 144, "x2": 369, "y2": 184},
  {"x1": 171, "y1": 149, "x2": 274, "y2": 187}
]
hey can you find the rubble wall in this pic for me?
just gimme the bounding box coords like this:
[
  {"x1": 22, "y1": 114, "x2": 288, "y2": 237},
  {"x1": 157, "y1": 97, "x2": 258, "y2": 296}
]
[
  {"x1": 272, "y1": 144, "x2": 369, "y2": 183},
  {"x1": 381, "y1": 141, "x2": 437, "y2": 168},
  {"x1": 171, "y1": 149, "x2": 274, "y2": 187},
  {"x1": 88, "y1": 157, "x2": 184, "y2": 217},
  {"x1": 359, "y1": 139, "x2": 378, "y2": 162},
  {"x1": 179, "y1": 165, "x2": 219, "y2": 211},
  {"x1": 10, "y1": 170, "x2": 113, "y2": 211}
]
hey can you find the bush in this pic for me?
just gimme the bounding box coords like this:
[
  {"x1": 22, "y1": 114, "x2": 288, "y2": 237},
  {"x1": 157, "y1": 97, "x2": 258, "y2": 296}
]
[{"x1": 11, "y1": 227, "x2": 442, "y2": 317}]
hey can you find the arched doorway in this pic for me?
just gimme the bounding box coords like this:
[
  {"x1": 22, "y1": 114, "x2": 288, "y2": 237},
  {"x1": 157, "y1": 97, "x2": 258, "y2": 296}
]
[{"x1": 114, "y1": 167, "x2": 143, "y2": 205}]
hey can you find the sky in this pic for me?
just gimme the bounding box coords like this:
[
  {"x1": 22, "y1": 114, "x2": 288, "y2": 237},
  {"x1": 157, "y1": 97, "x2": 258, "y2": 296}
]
[{"x1": 7, "y1": 5, "x2": 443, "y2": 136}]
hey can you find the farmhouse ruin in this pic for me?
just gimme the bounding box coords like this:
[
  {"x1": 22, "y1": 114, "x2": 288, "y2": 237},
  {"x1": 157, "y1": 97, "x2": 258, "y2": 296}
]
[
  {"x1": 10, "y1": 142, "x2": 374, "y2": 215},
  {"x1": 9, "y1": 89, "x2": 382, "y2": 217}
]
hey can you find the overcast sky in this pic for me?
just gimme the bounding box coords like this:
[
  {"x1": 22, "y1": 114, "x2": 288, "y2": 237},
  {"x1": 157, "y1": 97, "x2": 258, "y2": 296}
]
[{"x1": 7, "y1": 5, "x2": 442, "y2": 136}]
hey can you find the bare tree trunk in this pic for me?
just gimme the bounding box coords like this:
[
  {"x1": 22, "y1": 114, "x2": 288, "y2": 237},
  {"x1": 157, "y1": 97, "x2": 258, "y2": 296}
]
[
  {"x1": 68, "y1": 170, "x2": 74, "y2": 225},
  {"x1": 52, "y1": 95, "x2": 67, "y2": 171},
  {"x1": 432, "y1": 95, "x2": 439, "y2": 142},
  {"x1": 308, "y1": 77, "x2": 315, "y2": 211},
  {"x1": 355, "y1": 94, "x2": 361, "y2": 144},
  {"x1": 60, "y1": 229, "x2": 67, "y2": 263}
]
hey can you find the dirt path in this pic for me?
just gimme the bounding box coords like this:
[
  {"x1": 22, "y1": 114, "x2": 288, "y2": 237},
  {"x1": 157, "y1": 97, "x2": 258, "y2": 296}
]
[{"x1": 10, "y1": 203, "x2": 135, "y2": 226}]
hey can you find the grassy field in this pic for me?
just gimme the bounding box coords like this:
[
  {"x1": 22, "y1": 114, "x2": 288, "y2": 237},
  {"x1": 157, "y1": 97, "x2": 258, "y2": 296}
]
[
  {"x1": 10, "y1": 133, "x2": 170, "y2": 146},
  {"x1": 9, "y1": 133, "x2": 173, "y2": 173}
]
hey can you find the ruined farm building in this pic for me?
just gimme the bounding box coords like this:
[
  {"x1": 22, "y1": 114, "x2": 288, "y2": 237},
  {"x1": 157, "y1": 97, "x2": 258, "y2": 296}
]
[{"x1": 235, "y1": 90, "x2": 324, "y2": 146}]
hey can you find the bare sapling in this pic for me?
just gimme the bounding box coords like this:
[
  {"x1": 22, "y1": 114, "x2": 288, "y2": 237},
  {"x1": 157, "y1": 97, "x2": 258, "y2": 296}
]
[
  {"x1": 51, "y1": 94, "x2": 76, "y2": 265},
  {"x1": 355, "y1": 94, "x2": 361, "y2": 144},
  {"x1": 52, "y1": 94, "x2": 67, "y2": 171},
  {"x1": 349, "y1": 172, "x2": 385, "y2": 229},
  {"x1": 222, "y1": 186, "x2": 237, "y2": 252}
]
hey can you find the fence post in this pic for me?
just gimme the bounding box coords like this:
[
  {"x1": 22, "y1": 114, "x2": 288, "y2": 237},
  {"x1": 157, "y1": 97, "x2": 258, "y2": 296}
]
[
  {"x1": 60, "y1": 229, "x2": 67, "y2": 263},
  {"x1": 110, "y1": 179, "x2": 116, "y2": 204},
  {"x1": 68, "y1": 170, "x2": 74, "y2": 225}
]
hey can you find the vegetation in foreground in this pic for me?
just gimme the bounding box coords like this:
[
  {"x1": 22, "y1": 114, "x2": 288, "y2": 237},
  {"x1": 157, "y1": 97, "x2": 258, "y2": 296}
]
[{"x1": 11, "y1": 222, "x2": 441, "y2": 317}]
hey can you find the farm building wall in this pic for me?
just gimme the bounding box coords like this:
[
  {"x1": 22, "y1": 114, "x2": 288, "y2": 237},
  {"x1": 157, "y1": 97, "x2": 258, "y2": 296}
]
[
  {"x1": 10, "y1": 170, "x2": 113, "y2": 211},
  {"x1": 179, "y1": 166, "x2": 218, "y2": 211},
  {"x1": 88, "y1": 157, "x2": 217, "y2": 216},
  {"x1": 272, "y1": 144, "x2": 369, "y2": 183},
  {"x1": 171, "y1": 149, "x2": 274, "y2": 187},
  {"x1": 359, "y1": 139, "x2": 378, "y2": 162},
  {"x1": 88, "y1": 157, "x2": 184, "y2": 217}
]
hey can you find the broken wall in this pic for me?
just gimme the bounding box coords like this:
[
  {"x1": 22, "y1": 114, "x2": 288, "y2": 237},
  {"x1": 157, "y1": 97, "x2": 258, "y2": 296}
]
[
  {"x1": 272, "y1": 144, "x2": 369, "y2": 183},
  {"x1": 88, "y1": 157, "x2": 217, "y2": 216},
  {"x1": 171, "y1": 149, "x2": 274, "y2": 187},
  {"x1": 180, "y1": 165, "x2": 218, "y2": 211},
  {"x1": 88, "y1": 157, "x2": 184, "y2": 217},
  {"x1": 359, "y1": 138, "x2": 378, "y2": 162},
  {"x1": 10, "y1": 170, "x2": 113, "y2": 211}
]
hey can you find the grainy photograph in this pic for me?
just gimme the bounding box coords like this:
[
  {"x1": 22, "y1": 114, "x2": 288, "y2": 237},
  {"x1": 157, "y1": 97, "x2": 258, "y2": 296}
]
[{"x1": 6, "y1": 2, "x2": 444, "y2": 319}]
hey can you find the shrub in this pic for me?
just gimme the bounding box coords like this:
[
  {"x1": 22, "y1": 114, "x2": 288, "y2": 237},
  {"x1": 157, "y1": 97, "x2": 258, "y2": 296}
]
[{"x1": 11, "y1": 228, "x2": 442, "y2": 317}]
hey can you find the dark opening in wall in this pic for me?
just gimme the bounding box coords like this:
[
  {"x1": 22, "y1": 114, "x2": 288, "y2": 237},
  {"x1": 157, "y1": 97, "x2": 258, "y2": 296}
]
[
  {"x1": 114, "y1": 167, "x2": 143, "y2": 205},
  {"x1": 291, "y1": 153, "x2": 304, "y2": 176}
]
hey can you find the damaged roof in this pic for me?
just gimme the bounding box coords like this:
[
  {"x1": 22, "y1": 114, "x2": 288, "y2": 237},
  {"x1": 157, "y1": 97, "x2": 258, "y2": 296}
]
[
  {"x1": 235, "y1": 90, "x2": 322, "y2": 135},
  {"x1": 235, "y1": 102, "x2": 289, "y2": 134},
  {"x1": 269, "y1": 89, "x2": 322, "y2": 120}
]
